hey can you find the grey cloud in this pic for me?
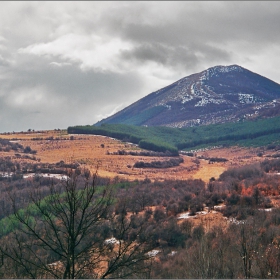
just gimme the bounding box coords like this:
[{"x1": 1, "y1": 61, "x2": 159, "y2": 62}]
[
  {"x1": 0, "y1": 1, "x2": 280, "y2": 132},
  {"x1": 120, "y1": 42, "x2": 231, "y2": 73},
  {"x1": 116, "y1": 2, "x2": 280, "y2": 50},
  {"x1": 110, "y1": 2, "x2": 280, "y2": 77},
  {"x1": 0, "y1": 55, "x2": 10, "y2": 67},
  {"x1": 121, "y1": 43, "x2": 170, "y2": 65},
  {"x1": 50, "y1": 62, "x2": 72, "y2": 67},
  {"x1": 0, "y1": 55, "x2": 144, "y2": 132},
  {"x1": 121, "y1": 43, "x2": 199, "y2": 71}
]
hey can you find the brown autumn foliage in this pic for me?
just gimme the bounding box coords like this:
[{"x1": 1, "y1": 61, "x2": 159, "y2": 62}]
[{"x1": 0, "y1": 130, "x2": 280, "y2": 278}]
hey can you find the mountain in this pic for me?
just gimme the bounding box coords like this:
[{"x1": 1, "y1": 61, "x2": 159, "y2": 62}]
[{"x1": 96, "y1": 65, "x2": 280, "y2": 128}]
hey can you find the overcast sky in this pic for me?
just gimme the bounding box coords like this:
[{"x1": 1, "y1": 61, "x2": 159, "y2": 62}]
[{"x1": 1, "y1": 1, "x2": 280, "y2": 132}]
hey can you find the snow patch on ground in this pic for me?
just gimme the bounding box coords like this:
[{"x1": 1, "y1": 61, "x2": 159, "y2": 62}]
[
  {"x1": 104, "y1": 237, "x2": 120, "y2": 245},
  {"x1": 177, "y1": 211, "x2": 208, "y2": 220},
  {"x1": 168, "y1": 251, "x2": 177, "y2": 257},
  {"x1": 226, "y1": 217, "x2": 245, "y2": 225},
  {"x1": 23, "y1": 173, "x2": 69, "y2": 180},
  {"x1": 0, "y1": 172, "x2": 69, "y2": 180},
  {"x1": 147, "y1": 250, "x2": 161, "y2": 257}
]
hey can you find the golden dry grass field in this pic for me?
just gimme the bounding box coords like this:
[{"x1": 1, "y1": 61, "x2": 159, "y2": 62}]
[
  {"x1": 0, "y1": 130, "x2": 264, "y2": 183},
  {"x1": 0, "y1": 130, "x2": 275, "y2": 235}
]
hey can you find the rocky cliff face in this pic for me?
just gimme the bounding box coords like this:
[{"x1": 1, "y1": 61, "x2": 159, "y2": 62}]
[{"x1": 96, "y1": 65, "x2": 280, "y2": 128}]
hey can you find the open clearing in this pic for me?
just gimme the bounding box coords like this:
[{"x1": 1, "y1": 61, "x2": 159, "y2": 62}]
[{"x1": 0, "y1": 130, "x2": 265, "y2": 182}]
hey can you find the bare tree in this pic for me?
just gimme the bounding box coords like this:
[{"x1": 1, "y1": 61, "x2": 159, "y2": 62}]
[
  {"x1": 0, "y1": 169, "x2": 154, "y2": 278},
  {"x1": 233, "y1": 218, "x2": 260, "y2": 279},
  {"x1": 101, "y1": 212, "x2": 154, "y2": 279}
]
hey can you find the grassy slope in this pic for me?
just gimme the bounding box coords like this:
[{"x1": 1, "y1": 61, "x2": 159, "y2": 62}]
[{"x1": 68, "y1": 116, "x2": 280, "y2": 152}]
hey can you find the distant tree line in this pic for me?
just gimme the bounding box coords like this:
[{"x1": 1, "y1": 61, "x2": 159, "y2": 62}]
[
  {"x1": 134, "y1": 158, "x2": 184, "y2": 169},
  {"x1": 108, "y1": 149, "x2": 177, "y2": 157}
]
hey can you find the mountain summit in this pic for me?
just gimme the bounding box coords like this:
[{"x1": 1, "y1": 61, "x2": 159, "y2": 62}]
[{"x1": 96, "y1": 65, "x2": 280, "y2": 128}]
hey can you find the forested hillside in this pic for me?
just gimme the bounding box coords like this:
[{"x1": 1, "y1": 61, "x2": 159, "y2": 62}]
[{"x1": 68, "y1": 115, "x2": 280, "y2": 153}]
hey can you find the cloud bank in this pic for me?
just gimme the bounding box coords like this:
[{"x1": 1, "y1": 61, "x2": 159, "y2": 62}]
[{"x1": 0, "y1": 1, "x2": 280, "y2": 132}]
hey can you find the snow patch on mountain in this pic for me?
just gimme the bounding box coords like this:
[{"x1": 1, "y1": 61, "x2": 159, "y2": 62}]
[
  {"x1": 194, "y1": 97, "x2": 227, "y2": 107},
  {"x1": 153, "y1": 65, "x2": 245, "y2": 107},
  {"x1": 97, "y1": 64, "x2": 280, "y2": 128},
  {"x1": 181, "y1": 95, "x2": 193, "y2": 104},
  {"x1": 200, "y1": 65, "x2": 243, "y2": 82},
  {"x1": 238, "y1": 93, "x2": 255, "y2": 104}
]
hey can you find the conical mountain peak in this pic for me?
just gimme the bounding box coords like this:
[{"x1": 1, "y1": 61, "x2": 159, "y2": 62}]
[{"x1": 96, "y1": 65, "x2": 280, "y2": 128}]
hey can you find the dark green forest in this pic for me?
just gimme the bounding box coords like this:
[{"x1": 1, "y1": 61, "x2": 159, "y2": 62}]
[{"x1": 68, "y1": 115, "x2": 280, "y2": 154}]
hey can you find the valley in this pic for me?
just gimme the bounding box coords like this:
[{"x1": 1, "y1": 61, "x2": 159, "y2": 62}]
[
  {"x1": 0, "y1": 130, "x2": 266, "y2": 182},
  {"x1": 1, "y1": 129, "x2": 280, "y2": 278}
]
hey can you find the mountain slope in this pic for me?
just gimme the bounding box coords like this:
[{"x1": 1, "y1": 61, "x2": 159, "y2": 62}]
[{"x1": 96, "y1": 65, "x2": 280, "y2": 128}]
